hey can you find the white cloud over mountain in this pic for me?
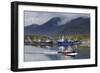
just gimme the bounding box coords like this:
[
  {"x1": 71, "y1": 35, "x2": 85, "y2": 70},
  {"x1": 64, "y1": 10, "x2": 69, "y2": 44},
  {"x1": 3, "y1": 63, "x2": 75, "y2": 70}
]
[{"x1": 24, "y1": 11, "x2": 90, "y2": 26}]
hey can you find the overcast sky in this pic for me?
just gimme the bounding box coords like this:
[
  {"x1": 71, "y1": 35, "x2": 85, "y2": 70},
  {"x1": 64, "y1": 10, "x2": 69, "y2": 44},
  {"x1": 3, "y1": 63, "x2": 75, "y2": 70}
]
[{"x1": 24, "y1": 11, "x2": 90, "y2": 26}]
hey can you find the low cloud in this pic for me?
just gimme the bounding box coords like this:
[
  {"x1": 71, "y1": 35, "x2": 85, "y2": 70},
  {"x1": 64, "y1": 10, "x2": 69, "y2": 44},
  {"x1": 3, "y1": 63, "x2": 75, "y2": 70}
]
[{"x1": 24, "y1": 11, "x2": 90, "y2": 26}]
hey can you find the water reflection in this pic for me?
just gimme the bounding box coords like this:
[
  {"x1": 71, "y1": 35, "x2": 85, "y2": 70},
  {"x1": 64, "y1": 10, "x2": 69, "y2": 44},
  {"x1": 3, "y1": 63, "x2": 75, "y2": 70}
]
[{"x1": 24, "y1": 39, "x2": 90, "y2": 61}]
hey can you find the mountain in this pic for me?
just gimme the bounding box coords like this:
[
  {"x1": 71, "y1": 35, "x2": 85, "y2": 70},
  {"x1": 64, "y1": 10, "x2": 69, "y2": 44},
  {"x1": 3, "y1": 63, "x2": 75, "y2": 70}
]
[
  {"x1": 24, "y1": 17, "x2": 90, "y2": 37},
  {"x1": 56, "y1": 17, "x2": 90, "y2": 35},
  {"x1": 24, "y1": 17, "x2": 61, "y2": 36}
]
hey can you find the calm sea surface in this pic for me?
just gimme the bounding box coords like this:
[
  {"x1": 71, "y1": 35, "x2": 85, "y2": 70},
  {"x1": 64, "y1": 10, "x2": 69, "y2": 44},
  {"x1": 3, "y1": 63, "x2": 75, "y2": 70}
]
[{"x1": 24, "y1": 45, "x2": 90, "y2": 62}]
